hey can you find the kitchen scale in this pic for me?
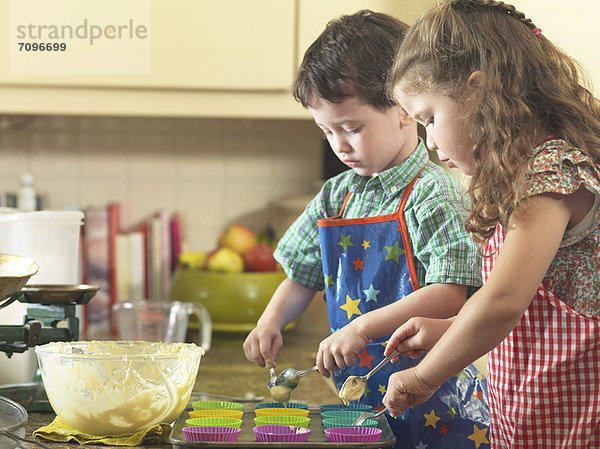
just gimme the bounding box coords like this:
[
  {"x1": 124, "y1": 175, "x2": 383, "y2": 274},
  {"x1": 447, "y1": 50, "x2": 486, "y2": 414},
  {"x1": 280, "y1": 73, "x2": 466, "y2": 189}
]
[{"x1": 0, "y1": 254, "x2": 98, "y2": 411}]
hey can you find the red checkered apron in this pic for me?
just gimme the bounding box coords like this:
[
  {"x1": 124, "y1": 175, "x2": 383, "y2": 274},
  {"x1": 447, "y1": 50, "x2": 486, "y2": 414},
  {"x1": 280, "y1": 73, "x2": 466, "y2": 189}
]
[{"x1": 483, "y1": 223, "x2": 600, "y2": 448}]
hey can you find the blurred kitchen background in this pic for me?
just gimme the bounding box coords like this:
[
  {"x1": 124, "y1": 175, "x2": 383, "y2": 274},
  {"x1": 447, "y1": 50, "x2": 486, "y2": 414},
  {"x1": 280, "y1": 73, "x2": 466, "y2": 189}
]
[
  {"x1": 0, "y1": 0, "x2": 598, "y2": 250},
  {"x1": 0, "y1": 115, "x2": 323, "y2": 250},
  {"x1": 0, "y1": 0, "x2": 598, "y2": 383}
]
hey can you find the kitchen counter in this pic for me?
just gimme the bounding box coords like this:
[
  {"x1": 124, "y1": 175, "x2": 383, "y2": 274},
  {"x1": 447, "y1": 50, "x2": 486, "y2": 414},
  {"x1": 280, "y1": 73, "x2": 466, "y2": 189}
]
[{"x1": 25, "y1": 296, "x2": 339, "y2": 448}]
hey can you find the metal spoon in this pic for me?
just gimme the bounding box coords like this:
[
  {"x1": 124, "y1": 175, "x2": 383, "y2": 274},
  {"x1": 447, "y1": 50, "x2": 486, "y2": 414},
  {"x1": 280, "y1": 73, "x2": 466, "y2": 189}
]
[
  {"x1": 338, "y1": 350, "x2": 400, "y2": 404},
  {"x1": 267, "y1": 365, "x2": 318, "y2": 403},
  {"x1": 273, "y1": 365, "x2": 318, "y2": 390},
  {"x1": 353, "y1": 407, "x2": 388, "y2": 426}
]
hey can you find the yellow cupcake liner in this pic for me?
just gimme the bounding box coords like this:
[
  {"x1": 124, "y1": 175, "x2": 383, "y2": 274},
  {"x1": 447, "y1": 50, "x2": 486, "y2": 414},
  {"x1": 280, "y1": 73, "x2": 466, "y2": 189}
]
[{"x1": 254, "y1": 407, "x2": 309, "y2": 418}]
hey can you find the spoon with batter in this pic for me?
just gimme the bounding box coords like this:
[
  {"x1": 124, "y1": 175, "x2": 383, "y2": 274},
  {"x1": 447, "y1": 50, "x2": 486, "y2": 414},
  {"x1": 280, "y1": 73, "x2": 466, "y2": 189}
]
[
  {"x1": 274, "y1": 366, "x2": 318, "y2": 390},
  {"x1": 338, "y1": 350, "x2": 400, "y2": 404},
  {"x1": 267, "y1": 365, "x2": 318, "y2": 403}
]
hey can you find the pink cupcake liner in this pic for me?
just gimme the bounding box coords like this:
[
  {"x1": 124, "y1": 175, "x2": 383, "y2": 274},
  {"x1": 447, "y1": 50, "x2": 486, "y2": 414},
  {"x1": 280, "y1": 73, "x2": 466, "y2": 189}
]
[
  {"x1": 325, "y1": 426, "x2": 382, "y2": 443},
  {"x1": 182, "y1": 426, "x2": 241, "y2": 442},
  {"x1": 253, "y1": 424, "x2": 311, "y2": 442}
]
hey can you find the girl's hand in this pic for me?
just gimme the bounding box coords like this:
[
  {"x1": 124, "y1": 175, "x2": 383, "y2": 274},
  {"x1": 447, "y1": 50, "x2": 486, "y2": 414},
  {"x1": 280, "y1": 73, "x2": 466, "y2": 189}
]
[
  {"x1": 316, "y1": 320, "x2": 369, "y2": 377},
  {"x1": 384, "y1": 317, "x2": 454, "y2": 359},
  {"x1": 383, "y1": 367, "x2": 439, "y2": 416},
  {"x1": 243, "y1": 324, "x2": 283, "y2": 369}
]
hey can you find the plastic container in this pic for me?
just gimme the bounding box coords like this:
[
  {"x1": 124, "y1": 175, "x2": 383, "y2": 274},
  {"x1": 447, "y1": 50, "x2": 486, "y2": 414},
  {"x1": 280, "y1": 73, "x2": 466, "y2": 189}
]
[
  {"x1": 183, "y1": 426, "x2": 241, "y2": 442},
  {"x1": 0, "y1": 210, "x2": 84, "y2": 284},
  {"x1": 0, "y1": 210, "x2": 84, "y2": 385},
  {"x1": 253, "y1": 424, "x2": 311, "y2": 442},
  {"x1": 324, "y1": 426, "x2": 382, "y2": 443}
]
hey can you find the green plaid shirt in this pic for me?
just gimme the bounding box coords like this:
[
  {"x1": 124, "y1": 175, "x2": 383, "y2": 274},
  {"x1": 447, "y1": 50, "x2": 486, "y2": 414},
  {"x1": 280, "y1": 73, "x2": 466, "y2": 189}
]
[{"x1": 275, "y1": 140, "x2": 481, "y2": 292}]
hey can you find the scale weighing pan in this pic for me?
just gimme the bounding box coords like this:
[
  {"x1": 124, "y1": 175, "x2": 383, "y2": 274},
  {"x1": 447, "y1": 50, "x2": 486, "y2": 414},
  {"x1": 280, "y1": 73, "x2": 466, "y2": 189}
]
[
  {"x1": 0, "y1": 254, "x2": 38, "y2": 301},
  {"x1": 18, "y1": 284, "x2": 99, "y2": 305}
]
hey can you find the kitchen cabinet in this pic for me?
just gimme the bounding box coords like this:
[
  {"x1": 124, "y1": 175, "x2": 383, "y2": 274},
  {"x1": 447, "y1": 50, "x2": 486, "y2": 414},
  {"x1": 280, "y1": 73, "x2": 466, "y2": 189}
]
[
  {"x1": 0, "y1": 0, "x2": 437, "y2": 118},
  {"x1": 1, "y1": 1, "x2": 295, "y2": 91}
]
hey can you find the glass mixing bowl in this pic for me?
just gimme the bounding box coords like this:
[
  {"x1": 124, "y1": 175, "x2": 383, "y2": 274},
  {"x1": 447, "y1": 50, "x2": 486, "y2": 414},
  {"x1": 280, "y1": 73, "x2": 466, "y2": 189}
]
[{"x1": 35, "y1": 341, "x2": 204, "y2": 436}]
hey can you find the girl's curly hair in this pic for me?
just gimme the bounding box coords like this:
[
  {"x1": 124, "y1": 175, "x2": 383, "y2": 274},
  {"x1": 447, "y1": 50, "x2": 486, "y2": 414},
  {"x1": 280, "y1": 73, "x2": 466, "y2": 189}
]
[{"x1": 389, "y1": 0, "x2": 600, "y2": 250}]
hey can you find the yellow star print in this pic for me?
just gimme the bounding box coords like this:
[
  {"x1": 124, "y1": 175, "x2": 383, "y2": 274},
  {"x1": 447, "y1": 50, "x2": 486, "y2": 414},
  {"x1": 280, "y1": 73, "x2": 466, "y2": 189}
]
[
  {"x1": 467, "y1": 424, "x2": 489, "y2": 448},
  {"x1": 423, "y1": 409, "x2": 441, "y2": 428},
  {"x1": 340, "y1": 295, "x2": 362, "y2": 320},
  {"x1": 377, "y1": 384, "x2": 386, "y2": 395},
  {"x1": 446, "y1": 406, "x2": 458, "y2": 418},
  {"x1": 324, "y1": 274, "x2": 334, "y2": 287},
  {"x1": 362, "y1": 240, "x2": 371, "y2": 250}
]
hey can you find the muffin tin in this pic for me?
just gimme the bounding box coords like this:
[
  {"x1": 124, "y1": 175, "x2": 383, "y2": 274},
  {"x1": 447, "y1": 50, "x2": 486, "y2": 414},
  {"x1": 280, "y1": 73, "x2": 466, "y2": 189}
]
[{"x1": 170, "y1": 402, "x2": 395, "y2": 447}]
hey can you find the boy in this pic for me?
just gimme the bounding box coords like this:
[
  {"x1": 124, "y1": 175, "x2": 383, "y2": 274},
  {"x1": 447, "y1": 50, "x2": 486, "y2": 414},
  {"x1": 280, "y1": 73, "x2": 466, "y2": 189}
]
[{"x1": 244, "y1": 10, "x2": 488, "y2": 448}]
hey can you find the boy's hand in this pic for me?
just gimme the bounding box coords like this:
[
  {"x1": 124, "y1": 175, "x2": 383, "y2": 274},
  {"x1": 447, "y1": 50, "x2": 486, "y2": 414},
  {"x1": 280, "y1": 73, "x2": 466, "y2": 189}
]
[
  {"x1": 316, "y1": 321, "x2": 369, "y2": 377},
  {"x1": 243, "y1": 324, "x2": 283, "y2": 369},
  {"x1": 384, "y1": 317, "x2": 454, "y2": 359},
  {"x1": 383, "y1": 367, "x2": 438, "y2": 417}
]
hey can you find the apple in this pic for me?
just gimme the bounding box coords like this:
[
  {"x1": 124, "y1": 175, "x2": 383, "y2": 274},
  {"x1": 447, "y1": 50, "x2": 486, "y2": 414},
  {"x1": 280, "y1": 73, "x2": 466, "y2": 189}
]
[
  {"x1": 218, "y1": 224, "x2": 256, "y2": 254},
  {"x1": 178, "y1": 251, "x2": 208, "y2": 269},
  {"x1": 205, "y1": 247, "x2": 244, "y2": 273},
  {"x1": 243, "y1": 243, "x2": 277, "y2": 272}
]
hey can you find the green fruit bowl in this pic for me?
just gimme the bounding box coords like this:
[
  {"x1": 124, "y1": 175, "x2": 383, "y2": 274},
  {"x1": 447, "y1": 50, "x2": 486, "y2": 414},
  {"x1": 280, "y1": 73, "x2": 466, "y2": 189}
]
[{"x1": 169, "y1": 268, "x2": 288, "y2": 332}]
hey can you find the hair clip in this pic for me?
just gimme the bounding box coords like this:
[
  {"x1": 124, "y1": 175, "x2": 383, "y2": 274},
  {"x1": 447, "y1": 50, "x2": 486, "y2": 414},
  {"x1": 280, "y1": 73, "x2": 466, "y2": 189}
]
[{"x1": 532, "y1": 27, "x2": 542, "y2": 36}]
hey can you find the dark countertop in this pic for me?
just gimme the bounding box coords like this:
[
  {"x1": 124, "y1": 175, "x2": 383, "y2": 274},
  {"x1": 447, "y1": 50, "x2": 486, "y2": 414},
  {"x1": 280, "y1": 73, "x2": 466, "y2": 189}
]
[{"x1": 25, "y1": 297, "x2": 339, "y2": 448}]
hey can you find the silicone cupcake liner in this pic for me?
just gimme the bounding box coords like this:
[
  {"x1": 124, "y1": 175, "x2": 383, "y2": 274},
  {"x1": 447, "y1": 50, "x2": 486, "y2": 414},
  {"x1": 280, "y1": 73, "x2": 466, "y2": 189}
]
[
  {"x1": 192, "y1": 400, "x2": 244, "y2": 411},
  {"x1": 185, "y1": 417, "x2": 243, "y2": 429},
  {"x1": 255, "y1": 402, "x2": 309, "y2": 410},
  {"x1": 189, "y1": 409, "x2": 243, "y2": 420},
  {"x1": 182, "y1": 426, "x2": 241, "y2": 442},
  {"x1": 324, "y1": 426, "x2": 383, "y2": 443},
  {"x1": 321, "y1": 410, "x2": 365, "y2": 420},
  {"x1": 253, "y1": 424, "x2": 311, "y2": 443},
  {"x1": 253, "y1": 415, "x2": 311, "y2": 428},
  {"x1": 254, "y1": 407, "x2": 310, "y2": 418},
  {"x1": 322, "y1": 417, "x2": 378, "y2": 429},
  {"x1": 320, "y1": 403, "x2": 373, "y2": 412}
]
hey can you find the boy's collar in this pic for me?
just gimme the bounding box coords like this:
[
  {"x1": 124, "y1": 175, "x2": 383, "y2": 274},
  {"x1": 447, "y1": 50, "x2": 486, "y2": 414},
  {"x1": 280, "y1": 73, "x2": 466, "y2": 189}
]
[{"x1": 349, "y1": 139, "x2": 428, "y2": 194}]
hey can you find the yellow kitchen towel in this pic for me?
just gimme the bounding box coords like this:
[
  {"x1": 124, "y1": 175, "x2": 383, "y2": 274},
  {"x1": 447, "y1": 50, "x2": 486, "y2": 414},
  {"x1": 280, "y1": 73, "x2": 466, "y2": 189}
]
[{"x1": 33, "y1": 416, "x2": 171, "y2": 446}]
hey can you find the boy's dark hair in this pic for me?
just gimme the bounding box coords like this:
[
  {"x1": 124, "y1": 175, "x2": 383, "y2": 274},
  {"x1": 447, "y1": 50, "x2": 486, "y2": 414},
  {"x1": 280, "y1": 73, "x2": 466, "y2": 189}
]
[{"x1": 293, "y1": 10, "x2": 408, "y2": 110}]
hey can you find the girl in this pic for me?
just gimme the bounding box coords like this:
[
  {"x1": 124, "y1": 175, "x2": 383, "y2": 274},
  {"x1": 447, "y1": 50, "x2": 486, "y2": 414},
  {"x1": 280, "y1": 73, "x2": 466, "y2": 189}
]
[{"x1": 383, "y1": 0, "x2": 600, "y2": 448}]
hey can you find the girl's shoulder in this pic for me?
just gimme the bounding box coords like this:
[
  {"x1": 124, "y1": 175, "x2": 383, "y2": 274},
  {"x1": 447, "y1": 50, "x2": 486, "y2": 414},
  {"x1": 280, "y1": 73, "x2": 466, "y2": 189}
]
[{"x1": 526, "y1": 138, "x2": 600, "y2": 197}]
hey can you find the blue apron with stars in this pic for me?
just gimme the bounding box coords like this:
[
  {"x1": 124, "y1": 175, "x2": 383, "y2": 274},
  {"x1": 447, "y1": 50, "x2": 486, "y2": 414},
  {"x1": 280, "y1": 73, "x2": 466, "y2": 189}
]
[{"x1": 318, "y1": 168, "x2": 490, "y2": 449}]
